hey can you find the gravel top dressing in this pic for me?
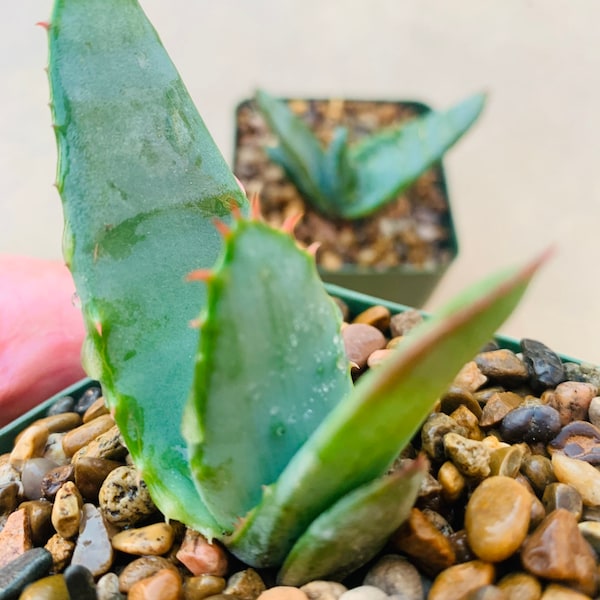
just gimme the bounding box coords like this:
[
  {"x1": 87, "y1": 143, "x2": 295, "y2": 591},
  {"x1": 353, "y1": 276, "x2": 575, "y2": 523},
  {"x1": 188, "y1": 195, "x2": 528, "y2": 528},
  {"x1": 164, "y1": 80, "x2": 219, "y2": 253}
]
[{"x1": 2, "y1": 298, "x2": 600, "y2": 600}]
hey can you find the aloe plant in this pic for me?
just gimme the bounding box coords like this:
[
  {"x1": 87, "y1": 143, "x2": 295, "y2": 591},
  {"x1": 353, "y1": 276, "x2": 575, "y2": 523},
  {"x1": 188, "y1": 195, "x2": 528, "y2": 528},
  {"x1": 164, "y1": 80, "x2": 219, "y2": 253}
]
[
  {"x1": 254, "y1": 89, "x2": 486, "y2": 219},
  {"x1": 47, "y1": 0, "x2": 543, "y2": 585}
]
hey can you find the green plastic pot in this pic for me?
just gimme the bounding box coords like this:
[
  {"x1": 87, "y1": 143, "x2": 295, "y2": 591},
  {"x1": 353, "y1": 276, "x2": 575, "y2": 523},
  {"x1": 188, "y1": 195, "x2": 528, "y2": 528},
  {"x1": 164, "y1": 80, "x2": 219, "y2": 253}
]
[
  {"x1": 0, "y1": 284, "x2": 574, "y2": 454},
  {"x1": 233, "y1": 98, "x2": 459, "y2": 307}
]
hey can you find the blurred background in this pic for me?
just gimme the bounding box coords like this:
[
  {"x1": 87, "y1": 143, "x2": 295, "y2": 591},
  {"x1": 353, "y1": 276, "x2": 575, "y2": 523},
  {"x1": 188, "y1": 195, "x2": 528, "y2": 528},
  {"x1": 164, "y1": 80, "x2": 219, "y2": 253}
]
[{"x1": 2, "y1": 1, "x2": 599, "y2": 362}]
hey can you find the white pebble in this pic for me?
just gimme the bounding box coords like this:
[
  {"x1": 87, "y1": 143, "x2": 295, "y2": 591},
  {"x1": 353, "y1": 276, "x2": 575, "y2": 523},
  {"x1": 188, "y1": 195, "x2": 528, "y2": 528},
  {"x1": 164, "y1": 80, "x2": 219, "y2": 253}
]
[{"x1": 340, "y1": 585, "x2": 389, "y2": 600}]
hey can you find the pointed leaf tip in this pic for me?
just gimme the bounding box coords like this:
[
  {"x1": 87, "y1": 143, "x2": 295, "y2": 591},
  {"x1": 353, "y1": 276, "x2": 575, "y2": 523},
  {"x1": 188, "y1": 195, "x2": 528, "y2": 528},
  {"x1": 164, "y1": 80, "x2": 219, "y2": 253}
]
[
  {"x1": 212, "y1": 218, "x2": 231, "y2": 237},
  {"x1": 36, "y1": 21, "x2": 50, "y2": 30},
  {"x1": 186, "y1": 269, "x2": 213, "y2": 283},
  {"x1": 306, "y1": 242, "x2": 321, "y2": 257},
  {"x1": 281, "y1": 212, "x2": 303, "y2": 235}
]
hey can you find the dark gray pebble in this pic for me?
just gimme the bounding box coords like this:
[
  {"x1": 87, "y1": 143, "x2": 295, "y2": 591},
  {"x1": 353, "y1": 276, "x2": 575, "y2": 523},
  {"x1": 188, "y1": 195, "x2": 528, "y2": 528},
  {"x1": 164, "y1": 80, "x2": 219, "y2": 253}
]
[
  {"x1": 500, "y1": 404, "x2": 561, "y2": 443},
  {"x1": 0, "y1": 547, "x2": 53, "y2": 600},
  {"x1": 520, "y1": 338, "x2": 566, "y2": 392},
  {"x1": 46, "y1": 395, "x2": 75, "y2": 416},
  {"x1": 74, "y1": 386, "x2": 103, "y2": 415},
  {"x1": 64, "y1": 564, "x2": 97, "y2": 600}
]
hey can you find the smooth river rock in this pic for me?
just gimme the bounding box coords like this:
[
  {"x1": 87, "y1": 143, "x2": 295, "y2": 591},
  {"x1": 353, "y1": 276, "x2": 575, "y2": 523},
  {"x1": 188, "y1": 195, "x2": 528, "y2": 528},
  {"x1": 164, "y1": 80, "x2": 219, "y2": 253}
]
[
  {"x1": 520, "y1": 509, "x2": 597, "y2": 596},
  {"x1": 465, "y1": 476, "x2": 533, "y2": 562}
]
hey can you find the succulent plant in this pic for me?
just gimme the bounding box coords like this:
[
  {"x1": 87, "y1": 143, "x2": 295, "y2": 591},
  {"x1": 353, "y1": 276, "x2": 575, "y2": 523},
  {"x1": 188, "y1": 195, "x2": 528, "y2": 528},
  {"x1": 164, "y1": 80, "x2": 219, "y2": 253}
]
[
  {"x1": 46, "y1": 0, "x2": 543, "y2": 585},
  {"x1": 254, "y1": 89, "x2": 485, "y2": 219}
]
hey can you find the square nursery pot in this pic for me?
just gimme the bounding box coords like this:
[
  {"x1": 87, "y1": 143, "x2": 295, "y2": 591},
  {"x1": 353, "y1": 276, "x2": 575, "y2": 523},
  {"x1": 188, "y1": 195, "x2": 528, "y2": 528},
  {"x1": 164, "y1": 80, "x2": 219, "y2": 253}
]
[
  {"x1": 233, "y1": 97, "x2": 460, "y2": 307},
  {"x1": 1, "y1": 285, "x2": 597, "y2": 598}
]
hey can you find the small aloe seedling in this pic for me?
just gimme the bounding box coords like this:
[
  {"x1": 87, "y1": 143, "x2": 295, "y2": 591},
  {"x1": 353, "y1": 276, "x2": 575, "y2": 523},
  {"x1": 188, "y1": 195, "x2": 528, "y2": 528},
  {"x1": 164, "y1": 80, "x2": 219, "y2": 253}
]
[
  {"x1": 47, "y1": 0, "x2": 543, "y2": 585},
  {"x1": 255, "y1": 89, "x2": 485, "y2": 219}
]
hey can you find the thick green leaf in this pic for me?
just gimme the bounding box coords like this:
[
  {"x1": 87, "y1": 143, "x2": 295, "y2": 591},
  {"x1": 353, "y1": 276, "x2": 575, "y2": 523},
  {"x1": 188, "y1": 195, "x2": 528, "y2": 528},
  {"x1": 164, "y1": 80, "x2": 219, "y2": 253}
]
[
  {"x1": 278, "y1": 456, "x2": 426, "y2": 586},
  {"x1": 48, "y1": 0, "x2": 246, "y2": 535},
  {"x1": 184, "y1": 220, "x2": 353, "y2": 531},
  {"x1": 255, "y1": 90, "x2": 334, "y2": 215},
  {"x1": 255, "y1": 90, "x2": 485, "y2": 220},
  {"x1": 228, "y1": 251, "x2": 547, "y2": 566},
  {"x1": 347, "y1": 93, "x2": 486, "y2": 218}
]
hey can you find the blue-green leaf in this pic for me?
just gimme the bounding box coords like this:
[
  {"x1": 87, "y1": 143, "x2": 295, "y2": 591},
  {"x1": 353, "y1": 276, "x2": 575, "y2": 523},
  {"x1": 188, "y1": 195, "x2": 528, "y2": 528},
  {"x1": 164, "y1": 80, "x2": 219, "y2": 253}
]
[
  {"x1": 184, "y1": 219, "x2": 353, "y2": 531},
  {"x1": 48, "y1": 0, "x2": 246, "y2": 536}
]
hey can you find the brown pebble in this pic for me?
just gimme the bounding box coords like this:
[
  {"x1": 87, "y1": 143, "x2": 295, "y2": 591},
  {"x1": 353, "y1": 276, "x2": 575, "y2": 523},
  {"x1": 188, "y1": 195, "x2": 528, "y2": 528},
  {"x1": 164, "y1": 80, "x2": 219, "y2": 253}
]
[
  {"x1": 41, "y1": 464, "x2": 75, "y2": 501},
  {"x1": 480, "y1": 391, "x2": 523, "y2": 427},
  {"x1": 389, "y1": 309, "x2": 422, "y2": 337},
  {"x1": 98, "y1": 465, "x2": 157, "y2": 527},
  {"x1": 51, "y1": 481, "x2": 83, "y2": 539},
  {"x1": 540, "y1": 583, "x2": 593, "y2": 599},
  {"x1": 452, "y1": 361, "x2": 488, "y2": 392},
  {"x1": 72, "y1": 425, "x2": 127, "y2": 462},
  {"x1": 497, "y1": 572, "x2": 542, "y2": 600},
  {"x1": 489, "y1": 445, "x2": 524, "y2": 478},
  {"x1": 44, "y1": 533, "x2": 75, "y2": 573},
  {"x1": 542, "y1": 382, "x2": 596, "y2": 426},
  {"x1": 521, "y1": 509, "x2": 597, "y2": 596},
  {"x1": 521, "y1": 454, "x2": 557, "y2": 496},
  {"x1": 449, "y1": 529, "x2": 476, "y2": 563},
  {"x1": 257, "y1": 587, "x2": 308, "y2": 600},
  {"x1": 390, "y1": 508, "x2": 455, "y2": 576},
  {"x1": 441, "y1": 387, "x2": 483, "y2": 419},
  {"x1": 475, "y1": 349, "x2": 529, "y2": 383},
  {"x1": 128, "y1": 568, "x2": 182, "y2": 600},
  {"x1": 542, "y1": 483, "x2": 583, "y2": 520},
  {"x1": 61, "y1": 414, "x2": 115, "y2": 457},
  {"x1": 34, "y1": 412, "x2": 82, "y2": 434},
  {"x1": 176, "y1": 529, "x2": 228, "y2": 576},
  {"x1": 449, "y1": 405, "x2": 484, "y2": 441},
  {"x1": 342, "y1": 323, "x2": 386, "y2": 370},
  {"x1": 10, "y1": 423, "x2": 49, "y2": 470},
  {"x1": 223, "y1": 568, "x2": 266, "y2": 600},
  {"x1": 119, "y1": 556, "x2": 178, "y2": 593},
  {"x1": 183, "y1": 574, "x2": 227, "y2": 599},
  {"x1": 20, "y1": 499, "x2": 53, "y2": 545},
  {"x1": 0, "y1": 482, "x2": 19, "y2": 515},
  {"x1": 0, "y1": 507, "x2": 32, "y2": 567},
  {"x1": 421, "y1": 412, "x2": 469, "y2": 463},
  {"x1": 352, "y1": 305, "x2": 391, "y2": 331},
  {"x1": 73, "y1": 456, "x2": 122, "y2": 501},
  {"x1": 438, "y1": 461, "x2": 466, "y2": 502},
  {"x1": 444, "y1": 432, "x2": 491, "y2": 479},
  {"x1": 111, "y1": 522, "x2": 174, "y2": 556},
  {"x1": 428, "y1": 560, "x2": 495, "y2": 600},
  {"x1": 465, "y1": 476, "x2": 532, "y2": 562},
  {"x1": 82, "y1": 397, "x2": 110, "y2": 423},
  {"x1": 19, "y1": 574, "x2": 69, "y2": 600}
]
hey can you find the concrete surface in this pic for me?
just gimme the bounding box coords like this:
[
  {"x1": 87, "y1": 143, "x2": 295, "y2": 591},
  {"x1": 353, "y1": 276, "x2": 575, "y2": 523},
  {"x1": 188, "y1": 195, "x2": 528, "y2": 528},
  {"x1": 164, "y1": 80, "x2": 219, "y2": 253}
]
[{"x1": 2, "y1": 1, "x2": 600, "y2": 362}]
